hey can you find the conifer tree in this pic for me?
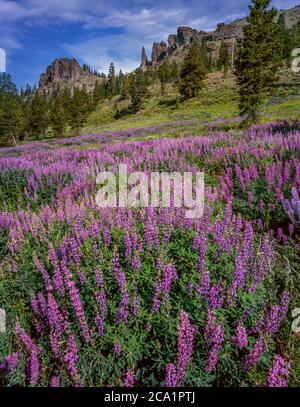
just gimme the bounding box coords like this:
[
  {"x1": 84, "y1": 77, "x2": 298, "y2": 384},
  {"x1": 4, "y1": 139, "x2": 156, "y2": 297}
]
[
  {"x1": 28, "y1": 92, "x2": 49, "y2": 139},
  {"x1": 235, "y1": 0, "x2": 282, "y2": 125},
  {"x1": 108, "y1": 62, "x2": 117, "y2": 97},
  {"x1": 68, "y1": 87, "x2": 91, "y2": 135},
  {"x1": 0, "y1": 93, "x2": 26, "y2": 145},
  {"x1": 179, "y1": 41, "x2": 207, "y2": 99},
  {"x1": 0, "y1": 73, "x2": 18, "y2": 94},
  {"x1": 117, "y1": 70, "x2": 124, "y2": 95},
  {"x1": 50, "y1": 88, "x2": 71, "y2": 137},
  {"x1": 120, "y1": 74, "x2": 131, "y2": 100},
  {"x1": 92, "y1": 80, "x2": 104, "y2": 107},
  {"x1": 129, "y1": 69, "x2": 149, "y2": 113},
  {"x1": 157, "y1": 63, "x2": 169, "y2": 96}
]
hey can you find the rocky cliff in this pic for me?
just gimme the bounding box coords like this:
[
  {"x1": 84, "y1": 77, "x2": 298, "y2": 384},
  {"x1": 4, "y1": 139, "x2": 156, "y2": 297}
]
[
  {"x1": 39, "y1": 58, "x2": 102, "y2": 95},
  {"x1": 140, "y1": 4, "x2": 300, "y2": 68}
]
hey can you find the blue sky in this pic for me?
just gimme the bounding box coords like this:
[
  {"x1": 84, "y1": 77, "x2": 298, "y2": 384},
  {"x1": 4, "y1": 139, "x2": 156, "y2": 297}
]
[{"x1": 0, "y1": 0, "x2": 299, "y2": 88}]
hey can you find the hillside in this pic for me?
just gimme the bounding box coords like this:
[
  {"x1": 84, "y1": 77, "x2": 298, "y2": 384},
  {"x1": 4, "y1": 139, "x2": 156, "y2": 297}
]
[{"x1": 81, "y1": 69, "x2": 300, "y2": 137}]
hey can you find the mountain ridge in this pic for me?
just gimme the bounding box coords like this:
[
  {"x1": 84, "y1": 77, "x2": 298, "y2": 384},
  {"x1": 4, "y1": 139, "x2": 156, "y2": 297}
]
[{"x1": 140, "y1": 4, "x2": 300, "y2": 69}]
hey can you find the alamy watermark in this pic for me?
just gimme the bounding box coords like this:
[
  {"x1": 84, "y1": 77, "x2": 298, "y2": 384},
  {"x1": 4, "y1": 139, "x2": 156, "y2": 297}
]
[
  {"x1": 0, "y1": 48, "x2": 6, "y2": 72},
  {"x1": 95, "y1": 165, "x2": 204, "y2": 219},
  {"x1": 292, "y1": 48, "x2": 300, "y2": 73}
]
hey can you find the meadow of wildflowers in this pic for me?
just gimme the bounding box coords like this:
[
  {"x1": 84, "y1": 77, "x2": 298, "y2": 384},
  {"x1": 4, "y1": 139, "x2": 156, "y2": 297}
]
[{"x1": 0, "y1": 121, "x2": 299, "y2": 387}]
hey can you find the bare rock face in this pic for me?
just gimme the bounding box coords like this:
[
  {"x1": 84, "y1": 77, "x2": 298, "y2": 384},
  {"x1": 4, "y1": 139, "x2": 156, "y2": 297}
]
[
  {"x1": 212, "y1": 22, "x2": 244, "y2": 40},
  {"x1": 140, "y1": 47, "x2": 149, "y2": 70},
  {"x1": 167, "y1": 34, "x2": 178, "y2": 55},
  {"x1": 38, "y1": 58, "x2": 102, "y2": 95},
  {"x1": 39, "y1": 58, "x2": 82, "y2": 89},
  {"x1": 177, "y1": 27, "x2": 199, "y2": 47},
  {"x1": 151, "y1": 42, "x2": 168, "y2": 65}
]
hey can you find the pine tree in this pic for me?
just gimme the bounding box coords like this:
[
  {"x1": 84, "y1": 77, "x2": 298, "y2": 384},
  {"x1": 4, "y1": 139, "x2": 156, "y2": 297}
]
[
  {"x1": 108, "y1": 62, "x2": 117, "y2": 97},
  {"x1": 129, "y1": 69, "x2": 149, "y2": 113},
  {"x1": 50, "y1": 88, "x2": 71, "y2": 137},
  {"x1": 235, "y1": 0, "x2": 282, "y2": 125},
  {"x1": 28, "y1": 92, "x2": 49, "y2": 139},
  {"x1": 179, "y1": 41, "x2": 207, "y2": 99},
  {"x1": 218, "y1": 41, "x2": 230, "y2": 73},
  {"x1": 120, "y1": 74, "x2": 131, "y2": 100},
  {"x1": 0, "y1": 93, "x2": 26, "y2": 145},
  {"x1": 92, "y1": 80, "x2": 104, "y2": 107},
  {"x1": 0, "y1": 73, "x2": 18, "y2": 94},
  {"x1": 117, "y1": 70, "x2": 124, "y2": 95},
  {"x1": 157, "y1": 63, "x2": 169, "y2": 96},
  {"x1": 68, "y1": 87, "x2": 90, "y2": 135}
]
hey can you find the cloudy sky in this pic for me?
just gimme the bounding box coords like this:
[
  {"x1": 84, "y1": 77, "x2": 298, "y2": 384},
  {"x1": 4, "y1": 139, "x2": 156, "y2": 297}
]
[{"x1": 0, "y1": 0, "x2": 299, "y2": 87}]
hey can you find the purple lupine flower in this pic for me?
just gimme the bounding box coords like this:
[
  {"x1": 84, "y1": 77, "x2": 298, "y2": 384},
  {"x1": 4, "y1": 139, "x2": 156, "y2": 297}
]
[
  {"x1": 243, "y1": 337, "x2": 267, "y2": 371},
  {"x1": 94, "y1": 270, "x2": 107, "y2": 336},
  {"x1": 68, "y1": 236, "x2": 86, "y2": 285},
  {"x1": 267, "y1": 355, "x2": 290, "y2": 387},
  {"x1": 124, "y1": 232, "x2": 132, "y2": 260},
  {"x1": 47, "y1": 292, "x2": 65, "y2": 336},
  {"x1": 209, "y1": 282, "x2": 225, "y2": 310},
  {"x1": 133, "y1": 290, "x2": 140, "y2": 318},
  {"x1": 15, "y1": 322, "x2": 39, "y2": 354},
  {"x1": 152, "y1": 262, "x2": 178, "y2": 313},
  {"x1": 0, "y1": 352, "x2": 19, "y2": 373},
  {"x1": 263, "y1": 291, "x2": 290, "y2": 336},
  {"x1": 234, "y1": 321, "x2": 248, "y2": 349},
  {"x1": 114, "y1": 342, "x2": 122, "y2": 355},
  {"x1": 103, "y1": 227, "x2": 111, "y2": 246},
  {"x1": 33, "y1": 256, "x2": 53, "y2": 292},
  {"x1": 63, "y1": 266, "x2": 91, "y2": 343},
  {"x1": 124, "y1": 368, "x2": 135, "y2": 387},
  {"x1": 31, "y1": 295, "x2": 45, "y2": 335},
  {"x1": 235, "y1": 164, "x2": 246, "y2": 193},
  {"x1": 116, "y1": 275, "x2": 129, "y2": 324},
  {"x1": 176, "y1": 311, "x2": 196, "y2": 385},
  {"x1": 160, "y1": 263, "x2": 178, "y2": 303},
  {"x1": 282, "y1": 187, "x2": 300, "y2": 226},
  {"x1": 111, "y1": 252, "x2": 129, "y2": 324},
  {"x1": 50, "y1": 376, "x2": 60, "y2": 387},
  {"x1": 64, "y1": 335, "x2": 80, "y2": 383},
  {"x1": 243, "y1": 222, "x2": 254, "y2": 258},
  {"x1": 288, "y1": 223, "x2": 294, "y2": 235},
  {"x1": 204, "y1": 310, "x2": 224, "y2": 373},
  {"x1": 26, "y1": 350, "x2": 39, "y2": 386},
  {"x1": 131, "y1": 253, "x2": 141, "y2": 272},
  {"x1": 48, "y1": 243, "x2": 64, "y2": 294},
  {"x1": 165, "y1": 363, "x2": 177, "y2": 387},
  {"x1": 230, "y1": 245, "x2": 248, "y2": 299}
]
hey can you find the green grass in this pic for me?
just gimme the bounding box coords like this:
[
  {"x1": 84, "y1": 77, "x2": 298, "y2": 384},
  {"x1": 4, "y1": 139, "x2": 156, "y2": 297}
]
[{"x1": 81, "y1": 70, "x2": 300, "y2": 136}]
